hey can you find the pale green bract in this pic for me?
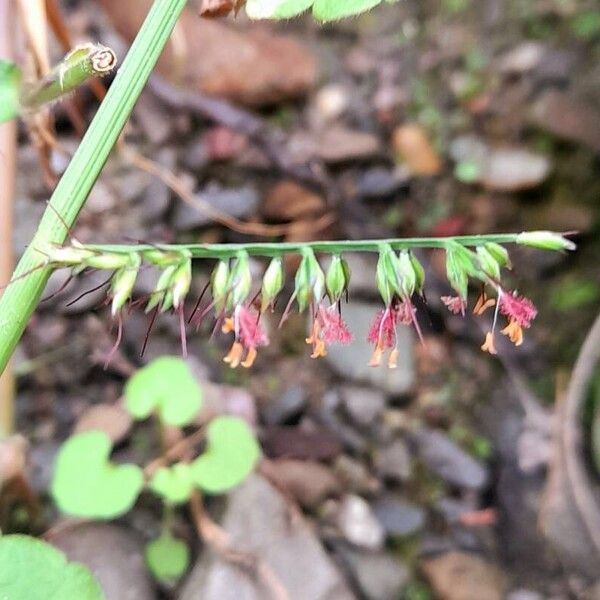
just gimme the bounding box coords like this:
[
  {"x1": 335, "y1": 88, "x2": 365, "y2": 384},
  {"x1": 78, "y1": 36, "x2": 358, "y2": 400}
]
[
  {"x1": 0, "y1": 60, "x2": 21, "y2": 123},
  {"x1": 145, "y1": 534, "x2": 189, "y2": 583},
  {"x1": 125, "y1": 356, "x2": 203, "y2": 427},
  {"x1": 191, "y1": 416, "x2": 260, "y2": 494},
  {"x1": 0, "y1": 535, "x2": 105, "y2": 600},
  {"x1": 246, "y1": 0, "x2": 399, "y2": 21},
  {"x1": 51, "y1": 431, "x2": 143, "y2": 519}
]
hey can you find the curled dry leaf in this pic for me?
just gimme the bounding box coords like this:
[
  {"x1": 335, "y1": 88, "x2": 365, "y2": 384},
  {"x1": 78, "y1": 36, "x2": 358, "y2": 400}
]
[{"x1": 198, "y1": 0, "x2": 246, "y2": 18}]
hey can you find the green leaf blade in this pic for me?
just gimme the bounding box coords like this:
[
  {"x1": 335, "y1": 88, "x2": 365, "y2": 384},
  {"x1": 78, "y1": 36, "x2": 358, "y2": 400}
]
[
  {"x1": 246, "y1": 0, "x2": 314, "y2": 19},
  {"x1": 312, "y1": 0, "x2": 381, "y2": 21},
  {"x1": 51, "y1": 431, "x2": 143, "y2": 519},
  {"x1": 191, "y1": 416, "x2": 260, "y2": 494},
  {"x1": 150, "y1": 464, "x2": 194, "y2": 504},
  {"x1": 0, "y1": 534, "x2": 105, "y2": 600},
  {"x1": 145, "y1": 534, "x2": 189, "y2": 583},
  {"x1": 125, "y1": 357, "x2": 203, "y2": 427}
]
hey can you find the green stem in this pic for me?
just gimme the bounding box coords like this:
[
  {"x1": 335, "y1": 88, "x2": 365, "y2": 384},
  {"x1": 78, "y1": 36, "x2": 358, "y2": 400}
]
[
  {"x1": 20, "y1": 44, "x2": 117, "y2": 110},
  {"x1": 86, "y1": 233, "x2": 522, "y2": 259},
  {"x1": 0, "y1": 0, "x2": 188, "y2": 375}
]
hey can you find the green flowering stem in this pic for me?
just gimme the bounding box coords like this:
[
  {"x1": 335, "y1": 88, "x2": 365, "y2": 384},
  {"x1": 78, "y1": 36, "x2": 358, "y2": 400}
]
[
  {"x1": 19, "y1": 44, "x2": 117, "y2": 112},
  {"x1": 85, "y1": 232, "x2": 550, "y2": 259},
  {"x1": 0, "y1": 0, "x2": 188, "y2": 375}
]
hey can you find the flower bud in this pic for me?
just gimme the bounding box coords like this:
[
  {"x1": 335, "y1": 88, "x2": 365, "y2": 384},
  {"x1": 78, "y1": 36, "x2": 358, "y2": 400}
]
[
  {"x1": 110, "y1": 253, "x2": 141, "y2": 316},
  {"x1": 261, "y1": 257, "x2": 284, "y2": 312},
  {"x1": 409, "y1": 252, "x2": 426, "y2": 294},
  {"x1": 375, "y1": 244, "x2": 401, "y2": 305},
  {"x1": 228, "y1": 251, "x2": 252, "y2": 307},
  {"x1": 146, "y1": 265, "x2": 177, "y2": 313},
  {"x1": 397, "y1": 251, "x2": 417, "y2": 297},
  {"x1": 476, "y1": 245, "x2": 501, "y2": 280},
  {"x1": 326, "y1": 255, "x2": 351, "y2": 303},
  {"x1": 83, "y1": 252, "x2": 131, "y2": 271},
  {"x1": 484, "y1": 242, "x2": 510, "y2": 269},
  {"x1": 516, "y1": 231, "x2": 576, "y2": 252},
  {"x1": 45, "y1": 244, "x2": 94, "y2": 267},
  {"x1": 211, "y1": 260, "x2": 230, "y2": 311},
  {"x1": 294, "y1": 248, "x2": 325, "y2": 313},
  {"x1": 171, "y1": 254, "x2": 192, "y2": 310},
  {"x1": 445, "y1": 242, "x2": 479, "y2": 300}
]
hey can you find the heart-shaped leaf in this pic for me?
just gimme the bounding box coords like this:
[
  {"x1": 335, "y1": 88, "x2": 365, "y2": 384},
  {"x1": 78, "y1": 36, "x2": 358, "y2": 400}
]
[
  {"x1": 145, "y1": 534, "x2": 189, "y2": 583},
  {"x1": 51, "y1": 431, "x2": 143, "y2": 519},
  {"x1": 312, "y1": 0, "x2": 381, "y2": 21},
  {"x1": 149, "y1": 463, "x2": 194, "y2": 504},
  {"x1": 125, "y1": 357, "x2": 202, "y2": 427},
  {"x1": 245, "y1": 0, "x2": 399, "y2": 21},
  {"x1": 246, "y1": 0, "x2": 313, "y2": 19},
  {"x1": 191, "y1": 416, "x2": 260, "y2": 494},
  {"x1": 0, "y1": 534, "x2": 105, "y2": 600},
  {"x1": 0, "y1": 61, "x2": 22, "y2": 123}
]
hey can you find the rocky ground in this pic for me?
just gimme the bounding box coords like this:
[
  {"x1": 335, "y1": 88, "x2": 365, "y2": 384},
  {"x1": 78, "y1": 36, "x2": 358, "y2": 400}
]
[{"x1": 3, "y1": 0, "x2": 600, "y2": 598}]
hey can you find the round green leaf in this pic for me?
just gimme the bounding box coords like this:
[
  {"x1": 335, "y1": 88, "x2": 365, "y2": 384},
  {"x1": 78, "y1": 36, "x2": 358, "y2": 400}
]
[
  {"x1": 191, "y1": 416, "x2": 260, "y2": 494},
  {"x1": 125, "y1": 357, "x2": 202, "y2": 427},
  {"x1": 312, "y1": 0, "x2": 381, "y2": 21},
  {"x1": 145, "y1": 535, "x2": 189, "y2": 583},
  {"x1": 51, "y1": 431, "x2": 143, "y2": 519},
  {"x1": 0, "y1": 534, "x2": 105, "y2": 600},
  {"x1": 0, "y1": 61, "x2": 22, "y2": 123},
  {"x1": 150, "y1": 464, "x2": 194, "y2": 504}
]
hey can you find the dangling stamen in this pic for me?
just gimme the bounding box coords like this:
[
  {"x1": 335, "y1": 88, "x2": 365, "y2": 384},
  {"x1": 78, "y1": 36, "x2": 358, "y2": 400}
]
[
  {"x1": 224, "y1": 341, "x2": 244, "y2": 368},
  {"x1": 178, "y1": 305, "x2": 188, "y2": 358},
  {"x1": 241, "y1": 347, "x2": 257, "y2": 368},
  {"x1": 104, "y1": 312, "x2": 123, "y2": 369}
]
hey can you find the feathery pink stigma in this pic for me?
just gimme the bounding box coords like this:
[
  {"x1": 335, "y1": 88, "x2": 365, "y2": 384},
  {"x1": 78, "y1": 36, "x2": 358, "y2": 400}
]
[
  {"x1": 499, "y1": 292, "x2": 537, "y2": 328},
  {"x1": 441, "y1": 295, "x2": 466, "y2": 316},
  {"x1": 367, "y1": 308, "x2": 396, "y2": 349},
  {"x1": 318, "y1": 305, "x2": 352, "y2": 345},
  {"x1": 236, "y1": 305, "x2": 269, "y2": 348}
]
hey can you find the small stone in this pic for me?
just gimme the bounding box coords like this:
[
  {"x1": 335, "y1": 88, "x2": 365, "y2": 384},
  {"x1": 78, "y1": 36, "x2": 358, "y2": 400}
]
[
  {"x1": 0, "y1": 435, "x2": 28, "y2": 485},
  {"x1": 392, "y1": 124, "x2": 442, "y2": 176},
  {"x1": 313, "y1": 84, "x2": 350, "y2": 122},
  {"x1": 262, "y1": 180, "x2": 325, "y2": 222},
  {"x1": 261, "y1": 458, "x2": 341, "y2": 508},
  {"x1": 372, "y1": 495, "x2": 426, "y2": 537},
  {"x1": 336, "y1": 495, "x2": 385, "y2": 550},
  {"x1": 262, "y1": 427, "x2": 342, "y2": 461},
  {"x1": 51, "y1": 523, "x2": 155, "y2": 600},
  {"x1": 179, "y1": 475, "x2": 353, "y2": 599},
  {"x1": 356, "y1": 167, "x2": 409, "y2": 199},
  {"x1": 340, "y1": 386, "x2": 386, "y2": 427},
  {"x1": 326, "y1": 302, "x2": 414, "y2": 396},
  {"x1": 480, "y1": 148, "x2": 550, "y2": 191},
  {"x1": 262, "y1": 385, "x2": 307, "y2": 426},
  {"x1": 415, "y1": 429, "x2": 488, "y2": 490},
  {"x1": 499, "y1": 42, "x2": 545, "y2": 74},
  {"x1": 75, "y1": 404, "x2": 133, "y2": 444},
  {"x1": 374, "y1": 439, "x2": 412, "y2": 482},
  {"x1": 333, "y1": 455, "x2": 381, "y2": 496},
  {"x1": 290, "y1": 126, "x2": 381, "y2": 164},
  {"x1": 318, "y1": 126, "x2": 381, "y2": 163},
  {"x1": 139, "y1": 147, "x2": 175, "y2": 223},
  {"x1": 529, "y1": 90, "x2": 600, "y2": 151},
  {"x1": 334, "y1": 543, "x2": 410, "y2": 600},
  {"x1": 450, "y1": 135, "x2": 550, "y2": 191},
  {"x1": 421, "y1": 551, "x2": 506, "y2": 600},
  {"x1": 173, "y1": 186, "x2": 260, "y2": 231},
  {"x1": 507, "y1": 590, "x2": 543, "y2": 600}
]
